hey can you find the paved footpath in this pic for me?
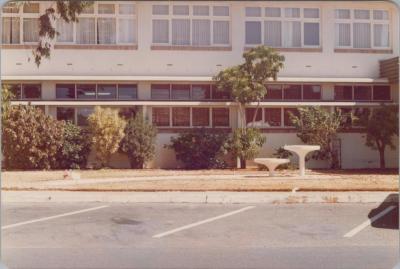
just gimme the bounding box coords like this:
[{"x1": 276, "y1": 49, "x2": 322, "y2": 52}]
[{"x1": 2, "y1": 202, "x2": 398, "y2": 269}]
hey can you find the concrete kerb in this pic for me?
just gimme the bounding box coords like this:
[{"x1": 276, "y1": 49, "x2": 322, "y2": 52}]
[{"x1": 2, "y1": 191, "x2": 398, "y2": 204}]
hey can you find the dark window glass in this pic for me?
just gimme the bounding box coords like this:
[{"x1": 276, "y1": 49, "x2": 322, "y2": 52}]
[
  {"x1": 283, "y1": 85, "x2": 301, "y2": 100},
  {"x1": 56, "y1": 84, "x2": 75, "y2": 99},
  {"x1": 338, "y1": 107, "x2": 352, "y2": 128},
  {"x1": 36, "y1": 105, "x2": 45, "y2": 113},
  {"x1": 119, "y1": 107, "x2": 137, "y2": 119},
  {"x1": 334, "y1": 85, "x2": 353, "y2": 100},
  {"x1": 192, "y1": 108, "x2": 210, "y2": 126},
  {"x1": 77, "y1": 84, "x2": 96, "y2": 99},
  {"x1": 57, "y1": 107, "x2": 75, "y2": 123},
  {"x1": 3, "y1": 84, "x2": 21, "y2": 99},
  {"x1": 212, "y1": 85, "x2": 231, "y2": 100},
  {"x1": 151, "y1": 84, "x2": 170, "y2": 99},
  {"x1": 172, "y1": 107, "x2": 190, "y2": 126},
  {"x1": 373, "y1": 85, "x2": 390, "y2": 101},
  {"x1": 354, "y1": 85, "x2": 372, "y2": 100},
  {"x1": 118, "y1": 84, "x2": 137, "y2": 99},
  {"x1": 192, "y1": 85, "x2": 211, "y2": 100},
  {"x1": 246, "y1": 108, "x2": 262, "y2": 126},
  {"x1": 152, "y1": 107, "x2": 170, "y2": 126},
  {"x1": 353, "y1": 107, "x2": 371, "y2": 127},
  {"x1": 77, "y1": 107, "x2": 93, "y2": 126},
  {"x1": 303, "y1": 85, "x2": 321, "y2": 100},
  {"x1": 284, "y1": 108, "x2": 299, "y2": 126},
  {"x1": 22, "y1": 84, "x2": 41, "y2": 99},
  {"x1": 353, "y1": 107, "x2": 370, "y2": 127},
  {"x1": 212, "y1": 108, "x2": 230, "y2": 127},
  {"x1": 264, "y1": 108, "x2": 281, "y2": 127},
  {"x1": 171, "y1": 84, "x2": 190, "y2": 100},
  {"x1": 97, "y1": 84, "x2": 117, "y2": 100},
  {"x1": 245, "y1": 21, "x2": 261, "y2": 44},
  {"x1": 265, "y1": 85, "x2": 282, "y2": 100}
]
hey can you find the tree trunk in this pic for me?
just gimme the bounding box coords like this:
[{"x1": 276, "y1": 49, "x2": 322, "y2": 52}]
[
  {"x1": 240, "y1": 157, "x2": 246, "y2": 169},
  {"x1": 379, "y1": 147, "x2": 386, "y2": 169}
]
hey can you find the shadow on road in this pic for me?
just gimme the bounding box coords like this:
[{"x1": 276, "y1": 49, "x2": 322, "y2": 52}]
[{"x1": 368, "y1": 193, "x2": 398, "y2": 230}]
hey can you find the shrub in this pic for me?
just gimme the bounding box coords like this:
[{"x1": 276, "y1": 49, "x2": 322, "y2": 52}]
[
  {"x1": 2, "y1": 105, "x2": 64, "y2": 170},
  {"x1": 57, "y1": 122, "x2": 92, "y2": 169},
  {"x1": 87, "y1": 106, "x2": 126, "y2": 168},
  {"x1": 120, "y1": 113, "x2": 157, "y2": 168},
  {"x1": 166, "y1": 129, "x2": 230, "y2": 169},
  {"x1": 289, "y1": 107, "x2": 342, "y2": 168},
  {"x1": 228, "y1": 128, "x2": 266, "y2": 168}
]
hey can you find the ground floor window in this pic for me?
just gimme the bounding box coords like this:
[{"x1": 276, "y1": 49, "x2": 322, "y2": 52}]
[
  {"x1": 57, "y1": 107, "x2": 75, "y2": 123},
  {"x1": 337, "y1": 107, "x2": 371, "y2": 128}
]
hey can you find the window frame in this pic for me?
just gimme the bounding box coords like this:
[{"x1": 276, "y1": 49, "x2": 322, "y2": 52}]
[
  {"x1": 334, "y1": 84, "x2": 390, "y2": 101},
  {"x1": 151, "y1": 106, "x2": 230, "y2": 128},
  {"x1": 1, "y1": 2, "x2": 41, "y2": 44},
  {"x1": 334, "y1": 8, "x2": 391, "y2": 49},
  {"x1": 151, "y1": 3, "x2": 231, "y2": 47},
  {"x1": 55, "y1": 83, "x2": 138, "y2": 100},
  {"x1": 244, "y1": 6, "x2": 321, "y2": 48},
  {"x1": 56, "y1": 1, "x2": 137, "y2": 45}
]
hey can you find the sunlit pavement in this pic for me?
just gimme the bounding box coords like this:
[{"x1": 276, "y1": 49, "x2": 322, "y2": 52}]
[{"x1": 2, "y1": 201, "x2": 398, "y2": 269}]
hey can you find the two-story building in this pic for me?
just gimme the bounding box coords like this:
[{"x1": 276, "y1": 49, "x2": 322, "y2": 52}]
[{"x1": 1, "y1": 1, "x2": 399, "y2": 169}]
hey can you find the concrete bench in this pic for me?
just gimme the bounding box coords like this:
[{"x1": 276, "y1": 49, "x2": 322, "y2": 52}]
[{"x1": 254, "y1": 158, "x2": 290, "y2": 177}]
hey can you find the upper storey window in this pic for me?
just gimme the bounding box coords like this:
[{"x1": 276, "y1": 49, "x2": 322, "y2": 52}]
[
  {"x1": 152, "y1": 3, "x2": 230, "y2": 46},
  {"x1": 59, "y1": 2, "x2": 137, "y2": 45},
  {"x1": 2, "y1": 2, "x2": 40, "y2": 44},
  {"x1": 335, "y1": 9, "x2": 390, "y2": 49},
  {"x1": 245, "y1": 7, "x2": 320, "y2": 48}
]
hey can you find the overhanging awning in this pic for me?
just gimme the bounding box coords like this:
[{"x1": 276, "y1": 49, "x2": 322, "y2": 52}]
[{"x1": 1, "y1": 75, "x2": 389, "y2": 83}]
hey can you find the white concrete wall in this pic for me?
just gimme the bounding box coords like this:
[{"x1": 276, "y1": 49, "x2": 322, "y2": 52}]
[{"x1": 1, "y1": 1, "x2": 399, "y2": 78}]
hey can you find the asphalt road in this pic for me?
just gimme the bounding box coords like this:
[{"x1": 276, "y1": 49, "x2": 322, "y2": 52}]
[{"x1": 1, "y1": 200, "x2": 398, "y2": 269}]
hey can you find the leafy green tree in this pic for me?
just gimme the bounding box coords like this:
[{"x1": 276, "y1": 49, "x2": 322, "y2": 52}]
[
  {"x1": 87, "y1": 106, "x2": 126, "y2": 168},
  {"x1": 359, "y1": 105, "x2": 398, "y2": 168},
  {"x1": 228, "y1": 128, "x2": 266, "y2": 168},
  {"x1": 214, "y1": 46, "x2": 284, "y2": 126},
  {"x1": 2, "y1": 105, "x2": 64, "y2": 170},
  {"x1": 166, "y1": 129, "x2": 230, "y2": 169},
  {"x1": 120, "y1": 113, "x2": 157, "y2": 169},
  {"x1": 1, "y1": 84, "x2": 14, "y2": 119},
  {"x1": 289, "y1": 107, "x2": 342, "y2": 168},
  {"x1": 214, "y1": 46, "x2": 284, "y2": 167},
  {"x1": 57, "y1": 122, "x2": 91, "y2": 169}
]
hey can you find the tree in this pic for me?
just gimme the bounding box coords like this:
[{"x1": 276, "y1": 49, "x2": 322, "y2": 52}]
[
  {"x1": 214, "y1": 46, "x2": 284, "y2": 168},
  {"x1": 289, "y1": 107, "x2": 342, "y2": 168},
  {"x1": 359, "y1": 105, "x2": 398, "y2": 169},
  {"x1": 57, "y1": 122, "x2": 92, "y2": 169},
  {"x1": 120, "y1": 113, "x2": 157, "y2": 169},
  {"x1": 24, "y1": 0, "x2": 93, "y2": 66},
  {"x1": 228, "y1": 128, "x2": 266, "y2": 166},
  {"x1": 87, "y1": 106, "x2": 126, "y2": 168},
  {"x1": 2, "y1": 105, "x2": 64, "y2": 170},
  {"x1": 166, "y1": 129, "x2": 230, "y2": 169}
]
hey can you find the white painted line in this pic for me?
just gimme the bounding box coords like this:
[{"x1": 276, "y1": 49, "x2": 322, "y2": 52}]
[
  {"x1": 2, "y1": 205, "x2": 109, "y2": 230},
  {"x1": 153, "y1": 206, "x2": 255, "y2": 238},
  {"x1": 344, "y1": 205, "x2": 396, "y2": 238}
]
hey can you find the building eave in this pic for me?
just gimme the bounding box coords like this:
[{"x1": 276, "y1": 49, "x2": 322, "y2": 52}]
[{"x1": 1, "y1": 75, "x2": 390, "y2": 84}]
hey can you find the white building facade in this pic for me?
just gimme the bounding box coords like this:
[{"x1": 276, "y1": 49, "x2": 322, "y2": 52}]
[{"x1": 1, "y1": 1, "x2": 399, "y2": 169}]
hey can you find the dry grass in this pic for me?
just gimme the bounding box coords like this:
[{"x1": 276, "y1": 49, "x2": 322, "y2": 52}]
[{"x1": 2, "y1": 169, "x2": 398, "y2": 192}]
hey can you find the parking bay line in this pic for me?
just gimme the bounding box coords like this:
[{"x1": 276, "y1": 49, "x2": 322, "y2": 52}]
[
  {"x1": 2, "y1": 205, "x2": 109, "y2": 230},
  {"x1": 343, "y1": 205, "x2": 396, "y2": 238},
  {"x1": 153, "y1": 206, "x2": 255, "y2": 238}
]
